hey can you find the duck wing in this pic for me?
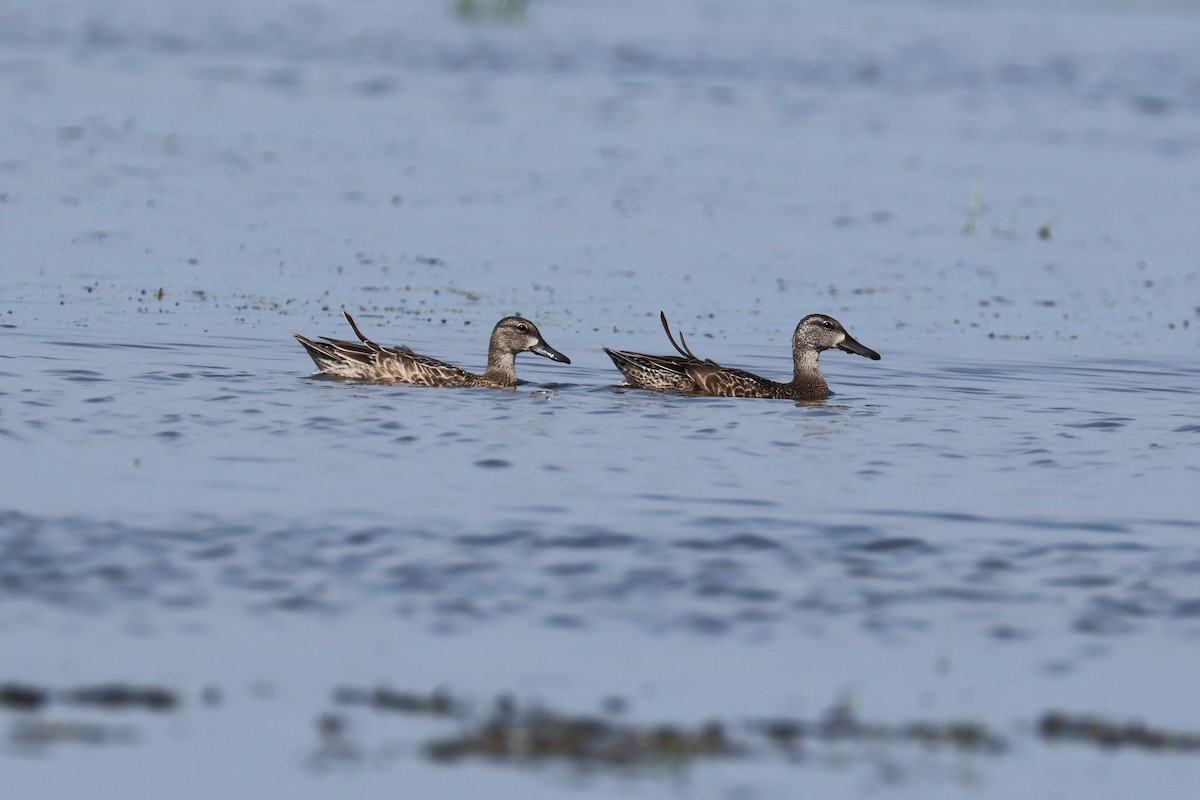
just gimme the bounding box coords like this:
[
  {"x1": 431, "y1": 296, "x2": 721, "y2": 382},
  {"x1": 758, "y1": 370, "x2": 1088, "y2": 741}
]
[{"x1": 684, "y1": 362, "x2": 781, "y2": 398}]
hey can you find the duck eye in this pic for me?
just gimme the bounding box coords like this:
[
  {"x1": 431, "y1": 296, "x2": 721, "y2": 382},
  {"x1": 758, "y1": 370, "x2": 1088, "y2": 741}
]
[
  {"x1": 822, "y1": 320, "x2": 834, "y2": 330},
  {"x1": 516, "y1": 324, "x2": 529, "y2": 333}
]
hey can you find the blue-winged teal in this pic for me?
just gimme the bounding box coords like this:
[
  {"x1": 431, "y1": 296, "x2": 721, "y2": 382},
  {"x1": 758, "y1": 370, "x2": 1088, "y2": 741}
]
[
  {"x1": 295, "y1": 311, "x2": 570, "y2": 388},
  {"x1": 603, "y1": 312, "x2": 880, "y2": 400}
]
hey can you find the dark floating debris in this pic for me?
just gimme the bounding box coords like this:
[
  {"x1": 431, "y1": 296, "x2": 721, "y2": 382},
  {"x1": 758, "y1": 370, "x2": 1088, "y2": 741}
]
[
  {"x1": 66, "y1": 684, "x2": 179, "y2": 712},
  {"x1": 0, "y1": 682, "x2": 178, "y2": 713},
  {"x1": 1039, "y1": 711, "x2": 1200, "y2": 753},
  {"x1": 424, "y1": 697, "x2": 737, "y2": 768},
  {"x1": 0, "y1": 683, "x2": 48, "y2": 712},
  {"x1": 755, "y1": 700, "x2": 1006, "y2": 756},
  {"x1": 333, "y1": 686, "x2": 459, "y2": 717},
  {"x1": 12, "y1": 679, "x2": 1200, "y2": 768},
  {"x1": 418, "y1": 694, "x2": 1006, "y2": 769},
  {"x1": 318, "y1": 687, "x2": 1013, "y2": 770}
]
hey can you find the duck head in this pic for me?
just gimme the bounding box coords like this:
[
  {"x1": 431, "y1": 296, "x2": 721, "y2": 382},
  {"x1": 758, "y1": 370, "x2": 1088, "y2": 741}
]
[
  {"x1": 492, "y1": 317, "x2": 571, "y2": 363},
  {"x1": 794, "y1": 314, "x2": 881, "y2": 360}
]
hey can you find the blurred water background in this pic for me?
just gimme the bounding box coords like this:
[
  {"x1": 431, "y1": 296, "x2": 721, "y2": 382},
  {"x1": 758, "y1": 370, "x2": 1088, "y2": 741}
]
[{"x1": 2, "y1": 0, "x2": 1199, "y2": 797}]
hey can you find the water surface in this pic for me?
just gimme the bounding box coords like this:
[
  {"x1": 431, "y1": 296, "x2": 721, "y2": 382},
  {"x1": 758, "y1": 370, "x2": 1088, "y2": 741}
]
[{"x1": 2, "y1": 0, "x2": 1199, "y2": 797}]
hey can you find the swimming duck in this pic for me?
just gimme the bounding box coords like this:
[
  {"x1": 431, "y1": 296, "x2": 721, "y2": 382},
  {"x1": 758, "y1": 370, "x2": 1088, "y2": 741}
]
[
  {"x1": 603, "y1": 312, "x2": 880, "y2": 400},
  {"x1": 295, "y1": 311, "x2": 570, "y2": 388}
]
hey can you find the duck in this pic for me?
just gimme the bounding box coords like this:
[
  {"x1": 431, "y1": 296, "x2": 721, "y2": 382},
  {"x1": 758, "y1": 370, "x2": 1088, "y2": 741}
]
[
  {"x1": 603, "y1": 312, "x2": 880, "y2": 400},
  {"x1": 295, "y1": 311, "x2": 570, "y2": 388}
]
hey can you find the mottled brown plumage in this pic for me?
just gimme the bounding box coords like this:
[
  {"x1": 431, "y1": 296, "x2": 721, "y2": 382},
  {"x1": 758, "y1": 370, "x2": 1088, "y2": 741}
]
[
  {"x1": 295, "y1": 311, "x2": 570, "y2": 388},
  {"x1": 603, "y1": 312, "x2": 880, "y2": 400}
]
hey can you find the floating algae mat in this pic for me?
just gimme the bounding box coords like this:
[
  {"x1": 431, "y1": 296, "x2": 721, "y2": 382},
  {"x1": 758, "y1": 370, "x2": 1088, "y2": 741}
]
[{"x1": 298, "y1": 685, "x2": 1200, "y2": 772}]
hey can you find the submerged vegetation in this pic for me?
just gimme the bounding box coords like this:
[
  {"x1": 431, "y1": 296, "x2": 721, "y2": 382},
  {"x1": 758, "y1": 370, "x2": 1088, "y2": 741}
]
[
  {"x1": 6, "y1": 680, "x2": 1200, "y2": 771},
  {"x1": 308, "y1": 684, "x2": 1200, "y2": 775},
  {"x1": 1039, "y1": 712, "x2": 1200, "y2": 753},
  {"x1": 0, "y1": 682, "x2": 180, "y2": 748},
  {"x1": 453, "y1": 0, "x2": 531, "y2": 22},
  {"x1": 0, "y1": 682, "x2": 179, "y2": 713},
  {"x1": 423, "y1": 698, "x2": 738, "y2": 767}
]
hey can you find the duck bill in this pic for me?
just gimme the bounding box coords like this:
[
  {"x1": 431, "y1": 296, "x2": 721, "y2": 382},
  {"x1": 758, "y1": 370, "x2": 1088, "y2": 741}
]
[
  {"x1": 838, "y1": 334, "x2": 881, "y2": 360},
  {"x1": 530, "y1": 340, "x2": 571, "y2": 364}
]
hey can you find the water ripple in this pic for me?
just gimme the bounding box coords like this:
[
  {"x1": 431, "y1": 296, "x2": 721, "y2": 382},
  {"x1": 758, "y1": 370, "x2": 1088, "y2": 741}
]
[{"x1": 1, "y1": 509, "x2": 1195, "y2": 644}]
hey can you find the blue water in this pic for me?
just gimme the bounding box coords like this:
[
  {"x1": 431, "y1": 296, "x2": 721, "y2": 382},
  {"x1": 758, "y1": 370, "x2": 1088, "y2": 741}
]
[{"x1": 2, "y1": 0, "x2": 1199, "y2": 797}]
